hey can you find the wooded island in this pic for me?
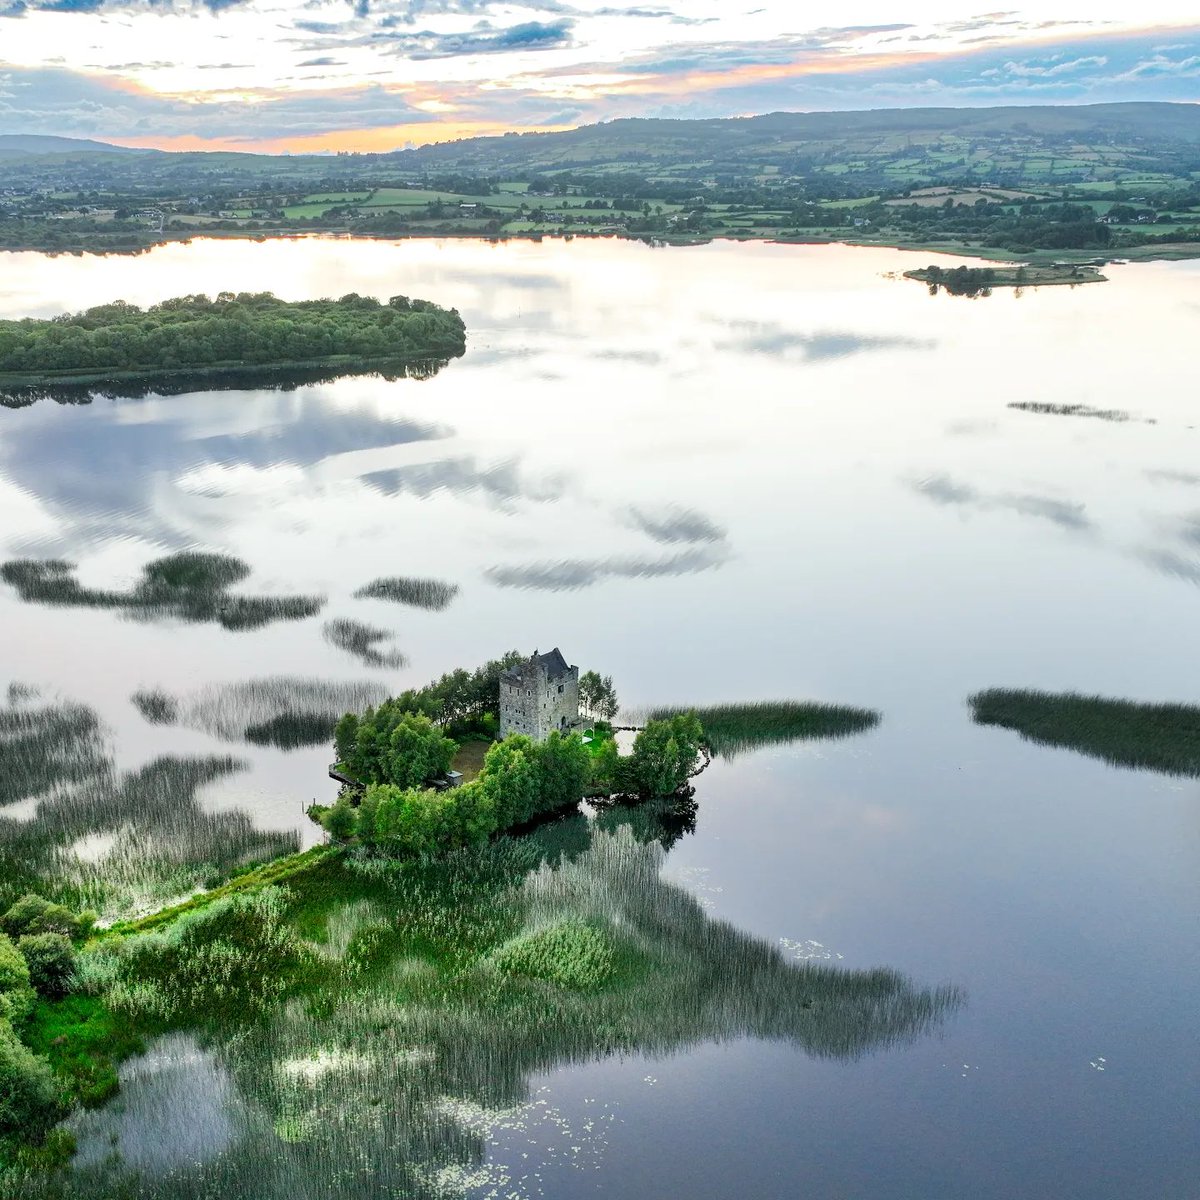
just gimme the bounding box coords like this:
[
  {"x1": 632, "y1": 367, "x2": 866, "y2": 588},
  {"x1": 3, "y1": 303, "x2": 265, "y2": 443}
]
[{"x1": 0, "y1": 291, "x2": 466, "y2": 387}]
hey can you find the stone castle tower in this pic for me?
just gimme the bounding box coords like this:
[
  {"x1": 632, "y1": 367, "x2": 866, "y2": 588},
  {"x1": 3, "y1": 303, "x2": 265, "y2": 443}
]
[{"x1": 499, "y1": 648, "x2": 580, "y2": 742}]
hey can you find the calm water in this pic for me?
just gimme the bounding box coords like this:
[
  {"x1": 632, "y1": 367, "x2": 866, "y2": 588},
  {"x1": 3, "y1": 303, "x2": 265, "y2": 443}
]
[{"x1": 1, "y1": 237, "x2": 1198, "y2": 1198}]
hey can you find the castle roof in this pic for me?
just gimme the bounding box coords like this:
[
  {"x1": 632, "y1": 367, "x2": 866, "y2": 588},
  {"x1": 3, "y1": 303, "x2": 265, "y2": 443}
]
[{"x1": 501, "y1": 647, "x2": 573, "y2": 684}]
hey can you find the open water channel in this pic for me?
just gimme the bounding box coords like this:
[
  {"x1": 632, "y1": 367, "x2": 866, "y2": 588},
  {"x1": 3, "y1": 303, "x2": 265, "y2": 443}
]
[{"x1": 0, "y1": 237, "x2": 1197, "y2": 1198}]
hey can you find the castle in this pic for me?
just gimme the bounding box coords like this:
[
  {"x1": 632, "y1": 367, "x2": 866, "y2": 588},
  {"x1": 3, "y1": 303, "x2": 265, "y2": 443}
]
[{"x1": 499, "y1": 648, "x2": 580, "y2": 742}]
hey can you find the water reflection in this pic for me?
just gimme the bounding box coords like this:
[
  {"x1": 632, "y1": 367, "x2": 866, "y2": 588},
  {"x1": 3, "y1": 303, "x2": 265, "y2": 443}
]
[
  {"x1": 364, "y1": 456, "x2": 566, "y2": 508},
  {"x1": 132, "y1": 677, "x2": 388, "y2": 749},
  {"x1": 912, "y1": 474, "x2": 1093, "y2": 533},
  {"x1": 485, "y1": 545, "x2": 728, "y2": 592},
  {"x1": 50, "y1": 825, "x2": 961, "y2": 1200},
  {"x1": 0, "y1": 689, "x2": 295, "y2": 919},
  {"x1": 625, "y1": 506, "x2": 727, "y2": 546},
  {"x1": 0, "y1": 360, "x2": 453, "y2": 410},
  {"x1": 717, "y1": 321, "x2": 935, "y2": 361}
]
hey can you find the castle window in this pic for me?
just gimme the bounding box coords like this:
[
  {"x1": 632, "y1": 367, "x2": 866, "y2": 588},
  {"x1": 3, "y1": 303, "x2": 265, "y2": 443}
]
[{"x1": 558, "y1": 685, "x2": 563, "y2": 694}]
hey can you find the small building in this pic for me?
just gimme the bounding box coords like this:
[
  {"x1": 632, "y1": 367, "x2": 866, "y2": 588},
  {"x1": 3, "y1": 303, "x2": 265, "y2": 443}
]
[{"x1": 499, "y1": 648, "x2": 580, "y2": 742}]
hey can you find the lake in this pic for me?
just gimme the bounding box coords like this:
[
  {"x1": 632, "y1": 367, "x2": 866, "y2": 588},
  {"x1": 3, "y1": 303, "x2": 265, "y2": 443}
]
[{"x1": 1, "y1": 236, "x2": 1197, "y2": 1198}]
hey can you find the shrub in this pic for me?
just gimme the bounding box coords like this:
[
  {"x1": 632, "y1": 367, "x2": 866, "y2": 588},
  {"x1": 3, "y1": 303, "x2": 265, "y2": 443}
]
[
  {"x1": 0, "y1": 1021, "x2": 62, "y2": 1138},
  {"x1": 1, "y1": 894, "x2": 94, "y2": 942},
  {"x1": 323, "y1": 795, "x2": 358, "y2": 843},
  {"x1": 19, "y1": 933, "x2": 77, "y2": 999},
  {"x1": 0, "y1": 932, "x2": 34, "y2": 1022}
]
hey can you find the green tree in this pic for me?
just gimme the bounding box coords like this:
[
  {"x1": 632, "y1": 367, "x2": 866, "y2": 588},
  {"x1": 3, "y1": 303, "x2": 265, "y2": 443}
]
[
  {"x1": 477, "y1": 735, "x2": 539, "y2": 828},
  {"x1": 338, "y1": 708, "x2": 456, "y2": 788},
  {"x1": 627, "y1": 713, "x2": 704, "y2": 797},
  {"x1": 17, "y1": 933, "x2": 76, "y2": 999},
  {"x1": 533, "y1": 731, "x2": 591, "y2": 812},
  {"x1": 579, "y1": 671, "x2": 618, "y2": 722}
]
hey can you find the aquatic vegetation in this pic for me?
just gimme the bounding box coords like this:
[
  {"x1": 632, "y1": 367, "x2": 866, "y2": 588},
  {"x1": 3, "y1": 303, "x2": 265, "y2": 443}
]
[
  {"x1": 19, "y1": 821, "x2": 959, "y2": 1199},
  {"x1": 1, "y1": 553, "x2": 324, "y2": 632},
  {"x1": 490, "y1": 919, "x2": 616, "y2": 990},
  {"x1": 354, "y1": 576, "x2": 459, "y2": 612},
  {"x1": 969, "y1": 688, "x2": 1200, "y2": 776},
  {"x1": 322, "y1": 619, "x2": 407, "y2": 669},
  {"x1": 0, "y1": 691, "x2": 297, "y2": 919},
  {"x1": 1009, "y1": 401, "x2": 1134, "y2": 422},
  {"x1": 132, "y1": 677, "x2": 387, "y2": 750},
  {"x1": 649, "y1": 701, "x2": 881, "y2": 758},
  {"x1": 0, "y1": 691, "x2": 109, "y2": 810}
]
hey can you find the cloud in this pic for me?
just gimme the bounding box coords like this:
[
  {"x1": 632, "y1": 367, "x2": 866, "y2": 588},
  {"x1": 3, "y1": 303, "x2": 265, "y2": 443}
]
[
  {"x1": 1, "y1": 0, "x2": 250, "y2": 14},
  {"x1": 1001, "y1": 54, "x2": 1109, "y2": 78},
  {"x1": 366, "y1": 18, "x2": 575, "y2": 59},
  {"x1": 0, "y1": 65, "x2": 439, "y2": 140}
]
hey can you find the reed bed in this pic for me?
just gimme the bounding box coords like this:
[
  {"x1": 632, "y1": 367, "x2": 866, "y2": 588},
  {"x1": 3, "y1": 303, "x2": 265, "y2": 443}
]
[
  {"x1": 969, "y1": 688, "x2": 1200, "y2": 776},
  {"x1": 0, "y1": 692, "x2": 297, "y2": 919},
  {"x1": 321, "y1": 620, "x2": 407, "y2": 670},
  {"x1": 1, "y1": 553, "x2": 324, "y2": 631},
  {"x1": 354, "y1": 577, "x2": 460, "y2": 612},
  {"x1": 132, "y1": 677, "x2": 387, "y2": 749},
  {"x1": 647, "y1": 701, "x2": 881, "y2": 758},
  {"x1": 14, "y1": 817, "x2": 961, "y2": 1200}
]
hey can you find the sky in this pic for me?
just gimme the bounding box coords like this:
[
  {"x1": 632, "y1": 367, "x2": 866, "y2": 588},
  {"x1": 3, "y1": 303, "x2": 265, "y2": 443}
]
[{"x1": 0, "y1": 2, "x2": 1198, "y2": 152}]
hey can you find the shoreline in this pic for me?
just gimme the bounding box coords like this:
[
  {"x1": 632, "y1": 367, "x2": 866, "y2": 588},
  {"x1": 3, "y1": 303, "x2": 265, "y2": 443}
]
[{"x1": 2, "y1": 225, "x2": 1199, "y2": 266}]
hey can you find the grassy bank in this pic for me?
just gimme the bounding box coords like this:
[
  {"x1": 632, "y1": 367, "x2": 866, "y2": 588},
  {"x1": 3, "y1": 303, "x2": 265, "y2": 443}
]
[
  {"x1": 648, "y1": 701, "x2": 881, "y2": 758},
  {"x1": 969, "y1": 688, "x2": 1200, "y2": 776}
]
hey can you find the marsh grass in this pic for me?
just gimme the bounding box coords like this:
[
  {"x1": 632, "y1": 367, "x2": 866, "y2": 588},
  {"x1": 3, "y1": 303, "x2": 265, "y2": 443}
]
[
  {"x1": 131, "y1": 678, "x2": 387, "y2": 749},
  {"x1": 647, "y1": 701, "x2": 881, "y2": 758},
  {"x1": 11, "y1": 815, "x2": 961, "y2": 1200},
  {"x1": 969, "y1": 688, "x2": 1200, "y2": 776},
  {"x1": 0, "y1": 692, "x2": 297, "y2": 919},
  {"x1": 1, "y1": 553, "x2": 324, "y2": 632},
  {"x1": 490, "y1": 919, "x2": 616, "y2": 990},
  {"x1": 321, "y1": 620, "x2": 407, "y2": 670},
  {"x1": 354, "y1": 577, "x2": 459, "y2": 612},
  {"x1": 1008, "y1": 402, "x2": 1133, "y2": 422}
]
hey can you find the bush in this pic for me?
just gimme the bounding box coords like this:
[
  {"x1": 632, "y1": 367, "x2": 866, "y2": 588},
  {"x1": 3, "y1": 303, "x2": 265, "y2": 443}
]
[
  {"x1": 0, "y1": 932, "x2": 34, "y2": 1022},
  {"x1": 323, "y1": 795, "x2": 358, "y2": 842},
  {"x1": 1, "y1": 894, "x2": 94, "y2": 943},
  {"x1": 0, "y1": 1021, "x2": 62, "y2": 1138},
  {"x1": 19, "y1": 933, "x2": 76, "y2": 999}
]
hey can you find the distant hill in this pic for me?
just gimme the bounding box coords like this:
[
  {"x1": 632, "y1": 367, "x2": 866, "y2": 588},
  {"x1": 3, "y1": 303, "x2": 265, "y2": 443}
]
[
  {"x1": 0, "y1": 135, "x2": 148, "y2": 158},
  {"x1": 390, "y1": 102, "x2": 1200, "y2": 173}
]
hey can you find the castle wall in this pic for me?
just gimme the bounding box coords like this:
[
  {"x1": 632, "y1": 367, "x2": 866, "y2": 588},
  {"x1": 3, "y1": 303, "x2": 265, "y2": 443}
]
[{"x1": 499, "y1": 660, "x2": 579, "y2": 742}]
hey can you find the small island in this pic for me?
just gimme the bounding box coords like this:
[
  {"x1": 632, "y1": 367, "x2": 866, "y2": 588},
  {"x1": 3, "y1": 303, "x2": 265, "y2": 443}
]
[
  {"x1": 904, "y1": 262, "x2": 1106, "y2": 296},
  {"x1": 0, "y1": 291, "x2": 466, "y2": 393}
]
